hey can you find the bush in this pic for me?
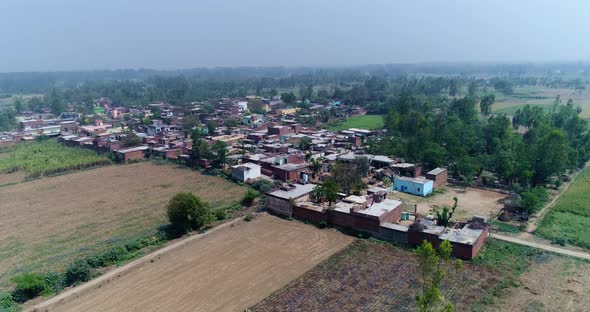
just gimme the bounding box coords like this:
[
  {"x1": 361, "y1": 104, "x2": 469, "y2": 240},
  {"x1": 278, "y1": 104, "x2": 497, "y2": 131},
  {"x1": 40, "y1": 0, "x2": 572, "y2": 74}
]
[
  {"x1": 241, "y1": 189, "x2": 259, "y2": 207},
  {"x1": 251, "y1": 180, "x2": 274, "y2": 193},
  {"x1": 0, "y1": 292, "x2": 19, "y2": 312},
  {"x1": 43, "y1": 271, "x2": 65, "y2": 294},
  {"x1": 11, "y1": 272, "x2": 46, "y2": 303},
  {"x1": 214, "y1": 209, "x2": 227, "y2": 221},
  {"x1": 244, "y1": 213, "x2": 254, "y2": 222},
  {"x1": 318, "y1": 221, "x2": 328, "y2": 229},
  {"x1": 65, "y1": 259, "x2": 92, "y2": 286},
  {"x1": 86, "y1": 253, "x2": 107, "y2": 268},
  {"x1": 166, "y1": 192, "x2": 212, "y2": 233},
  {"x1": 105, "y1": 246, "x2": 129, "y2": 263},
  {"x1": 125, "y1": 238, "x2": 147, "y2": 252}
]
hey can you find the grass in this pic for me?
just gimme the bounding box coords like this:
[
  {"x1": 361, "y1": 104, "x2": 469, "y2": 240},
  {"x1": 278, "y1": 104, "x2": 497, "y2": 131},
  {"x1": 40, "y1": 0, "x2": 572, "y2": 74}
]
[
  {"x1": 491, "y1": 220, "x2": 522, "y2": 234},
  {"x1": 327, "y1": 115, "x2": 384, "y2": 131},
  {"x1": 0, "y1": 139, "x2": 110, "y2": 178},
  {"x1": 470, "y1": 239, "x2": 543, "y2": 311},
  {"x1": 492, "y1": 103, "x2": 553, "y2": 115},
  {"x1": 536, "y1": 168, "x2": 590, "y2": 249}
]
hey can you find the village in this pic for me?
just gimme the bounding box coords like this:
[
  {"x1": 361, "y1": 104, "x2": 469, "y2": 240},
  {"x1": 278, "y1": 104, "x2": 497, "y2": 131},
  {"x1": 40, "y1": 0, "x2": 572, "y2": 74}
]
[{"x1": 0, "y1": 95, "x2": 493, "y2": 260}]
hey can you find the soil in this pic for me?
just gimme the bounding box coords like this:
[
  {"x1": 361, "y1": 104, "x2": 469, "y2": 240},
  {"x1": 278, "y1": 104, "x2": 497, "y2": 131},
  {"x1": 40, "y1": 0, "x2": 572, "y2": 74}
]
[
  {"x1": 489, "y1": 255, "x2": 590, "y2": 312},
  {"x1": 0, "y1": 162, "x2": 247, "y2": 290},
  {"x1": 392, "y1": 186, "x2": 507, "y2": 221},
  {"x1": 40, "y1": 213, "x2": 353, "y2": 312},
  {"x1": 251, "y1": 239, "x2": 501, "y2": 312}
]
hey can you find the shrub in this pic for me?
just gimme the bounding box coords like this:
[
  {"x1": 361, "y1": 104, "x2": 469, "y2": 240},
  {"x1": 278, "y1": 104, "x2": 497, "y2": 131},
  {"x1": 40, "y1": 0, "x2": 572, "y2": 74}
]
[
  {"x1": 244, "y1": 213, "x2": 254, "y2": 222},
  {"x1": 86, "y1": 253, "x2": 107, "y2": 268},
  {"x1": 105, "y1": 246, "x2": 129, "y2": 263},
  {"x1": 11, "y1": 272, "x2": 47, "y2": 302},
  {"x1": 251, "y1": 180, "x2": 274, "y2": 193},
  {"x1": 241, "y1": 189, "x2": 259, "y2": 207},
  {"x1": 65, "y1": 259, "x2": 92, "y2": 286},
  {"x1": 0, "y1": 292, "x2": 19, "y2": 312},
  {"x1": 166, "y1": 192, "x2": 212, "y2": 233},
  {"x1": 214, "y1": 209, "x2": 227, "y2": 221},
  {"x1": 43, "y1": 271, "x2": 65, "y2": 294},
  {"x1": 318, "y1": 221, "x2": 328, "y2": 229},
  {"x1": 125, "y1": 238, "x2": 147, "y2": 252}
]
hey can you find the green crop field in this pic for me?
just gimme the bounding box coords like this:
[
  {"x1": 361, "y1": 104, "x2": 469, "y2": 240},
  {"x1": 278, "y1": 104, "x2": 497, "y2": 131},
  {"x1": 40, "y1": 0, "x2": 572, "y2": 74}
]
[
  {"x1": 536, "y1": 168, "x2": 590, "y2": 249},
  {"x1": 327, "y1": 115, "x2": 384, "y2": 131},
  {"x1": 0, "y1": 139, "x2": 110, "y2": 179}
]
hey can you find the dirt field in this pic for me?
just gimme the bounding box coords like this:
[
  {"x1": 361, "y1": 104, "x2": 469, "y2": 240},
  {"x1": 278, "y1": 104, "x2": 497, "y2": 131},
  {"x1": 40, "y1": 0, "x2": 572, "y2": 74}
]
[
  {"x1": 251, "y1": 239, "x2": 500, "y2": 311},
  {"x1": 0, "y1": 171, "x2": 25, "y2": 186},
  {"x1": 492, "y1": 87, "x2": 590, "y2": 118},
  {"x1": 392, "y1": 186, "x2": 507, "y2": 221},
  {"x1": 0, "y1": 162, "x2": 247, "y2": 290},
  {"x1": 489, "y1": 255, "x2": 590, "y2": 312},
  {"x1": 40, "y1": 213, "x2": 353, "y2": 312}
]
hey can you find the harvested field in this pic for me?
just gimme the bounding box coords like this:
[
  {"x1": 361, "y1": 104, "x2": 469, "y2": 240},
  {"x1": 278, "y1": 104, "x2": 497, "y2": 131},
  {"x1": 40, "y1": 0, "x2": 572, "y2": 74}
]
[
  {"x1": 251, "y1": 239, "x2": 500, "y2": 311},
  {"x1": 0, "y1": 162, "x2": 247, "y2": 290},
  {"x1": 489, "y1": 255, "x2": 590, "y2": 312},
  {"x1": 392, "y1": 186, "x2": 506, "y2": 221},
  {"x1": 0, "y1": 171, "x2": 25, "y2": 186},
  {"x1": 39, "y1": 213, "x2": 353, "y2": 312}
]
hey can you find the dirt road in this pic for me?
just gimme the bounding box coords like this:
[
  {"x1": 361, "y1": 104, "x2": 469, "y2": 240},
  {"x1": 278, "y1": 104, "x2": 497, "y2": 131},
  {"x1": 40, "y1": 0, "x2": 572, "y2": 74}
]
[
  {"x1": 30, "y1": 213, "x2": 353, "y2": 312},
  {"x1": 491, "y1": 233, "x2": 590, "y2": 260}
]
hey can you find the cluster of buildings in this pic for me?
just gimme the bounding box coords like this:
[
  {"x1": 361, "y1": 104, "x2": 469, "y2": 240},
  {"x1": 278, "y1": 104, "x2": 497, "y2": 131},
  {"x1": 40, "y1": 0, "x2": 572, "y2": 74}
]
[
  {"x1": 1, "y1": 94, "x2": 488, "y2": 258},
  {"x1": 265, "y1": 182, "x2": 487, "y2": 259}
]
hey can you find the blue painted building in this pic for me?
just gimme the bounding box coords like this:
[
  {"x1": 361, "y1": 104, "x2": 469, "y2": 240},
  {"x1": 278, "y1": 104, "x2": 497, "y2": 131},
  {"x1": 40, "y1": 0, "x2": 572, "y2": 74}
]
[{"x1": 393, "y1": 176, "x2": 433, "y2": 197}]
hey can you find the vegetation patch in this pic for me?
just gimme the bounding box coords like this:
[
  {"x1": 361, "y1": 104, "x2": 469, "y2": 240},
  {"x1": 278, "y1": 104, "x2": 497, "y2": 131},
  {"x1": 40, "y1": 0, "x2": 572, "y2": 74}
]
[
  {"x1": 0, "y1": 139, "x2": 110, "y2": 178},
  {"x1": 536, "y1": 169, "x2": 590, "y2": 249},
  {"x1": 327, "y1": 115, "x2": 384, "y2": 131},
  {"x1": 251, "y1": 240, "x2": 500, "y2": 312}
]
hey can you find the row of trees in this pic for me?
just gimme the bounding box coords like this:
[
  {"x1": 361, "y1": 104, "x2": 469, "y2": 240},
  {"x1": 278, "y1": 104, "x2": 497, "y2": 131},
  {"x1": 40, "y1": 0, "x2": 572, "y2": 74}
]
[{"x1": 369, "y1": 92, "x2": 589, "y2": 189}]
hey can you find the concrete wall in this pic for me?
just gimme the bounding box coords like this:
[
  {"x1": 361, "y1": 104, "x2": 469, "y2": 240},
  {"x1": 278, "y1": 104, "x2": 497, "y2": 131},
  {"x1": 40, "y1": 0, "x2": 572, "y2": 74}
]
[
  {"x1": 266, "y1": 196, "x2": 293, "y2": 217},
  {"x1": 293, "y1": 206, "x2": 328, "y2": 224}
]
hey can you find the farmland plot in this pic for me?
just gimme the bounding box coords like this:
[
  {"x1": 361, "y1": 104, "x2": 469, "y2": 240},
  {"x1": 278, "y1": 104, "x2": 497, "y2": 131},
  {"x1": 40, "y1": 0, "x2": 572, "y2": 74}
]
[
  {"x1": 251, "y1": 240, "x2": 500, "y2": 312},
  {"x1": 0, "y1": 162, "x2": 247, "y2": 290},
  {"x1": 37, "y1": 213, "x2": 353, "y2": 312}
]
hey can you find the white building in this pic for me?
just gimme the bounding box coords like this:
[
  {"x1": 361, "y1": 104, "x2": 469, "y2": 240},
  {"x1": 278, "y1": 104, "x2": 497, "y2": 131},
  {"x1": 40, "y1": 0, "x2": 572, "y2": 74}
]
[
  {"x1": 236, "y1": 101, "x2": 248, "y2": 112},
  {"x1": 231, "y1": 163, "x2": 261, "y2": 182}
]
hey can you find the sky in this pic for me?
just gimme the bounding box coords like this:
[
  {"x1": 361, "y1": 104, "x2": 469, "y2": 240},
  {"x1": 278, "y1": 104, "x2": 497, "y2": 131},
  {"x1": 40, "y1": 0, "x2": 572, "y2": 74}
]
[{"x1": 1, "y1": 0, "x2": 590, "y2": 72}]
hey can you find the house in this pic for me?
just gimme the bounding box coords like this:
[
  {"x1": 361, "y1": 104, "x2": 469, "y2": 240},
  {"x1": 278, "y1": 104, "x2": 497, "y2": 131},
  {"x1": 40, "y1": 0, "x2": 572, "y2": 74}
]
[
  {"x1": 266, "y1": 183, "x2": 317, "y2": 217},
  {"x1": 394, "y1": 176, "x2": 433, "y2": 196},
  {"x1": 116, "y1": 146, "x2": 149, "y2": 162},
  {"x1": 231, "y1": 163, "x2": 262, "y2": 182},
  {"x1": 391, "y1": 163, "x2": 422, "y2": 178},
  {"x1": 426, "y1": 168, "x2": 448, "y2": 189}
]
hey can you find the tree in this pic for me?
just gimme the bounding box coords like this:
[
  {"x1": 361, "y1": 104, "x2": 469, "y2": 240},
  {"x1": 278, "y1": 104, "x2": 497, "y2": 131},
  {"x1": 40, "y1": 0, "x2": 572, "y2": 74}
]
[
  {"x1": 332, "y1": 162, "x2": 366, "y2": 195},
  {"x1": 479, "y1": 94, "x2": 495, "y2": 116},
  {"x1": 309, "y1": 157, "x2": 324, "y2": 179},
  {"x1": 434, "y1": 197, "x2": 458, "y2": 227},
  {"x1": 123, "y1": 132, "x2": 141, "y2": 147},
  {"x1": 206, "y1": 120, "x2": 217, "y2": 135},
  {"x1": 181, "y1": 115, "x2": 200, "y2": 131},
  {"x1": 313, "y1": 178, "x2": 339, "y2": 206},
  {"x1": 12, "y1": 97, "x2": 26, "y2": 113},
  {"x1": 298, "y1": 136, "x2": 311, "y2": 150},
  {"x1": 415, "y1": 240, "x2": 461, "y2": 312},
  {"x1": 467, "y1": 81, "x2": 478, "y2": 97},
  {"x1": 47, "y1": 89, "x2": 66, "y2": 115},
  {"x1": 0, "y1": 109, "x2": 16, "y2": 131},
  {"x1": 166, "y1": 192, "x2": 212, "y2": 233},
  {"x1": 211, "y1": 141, "x2": 228, "y2": 168},
  {"x1": 281, "y1": 92, "x2": 297, "y2": 105}
]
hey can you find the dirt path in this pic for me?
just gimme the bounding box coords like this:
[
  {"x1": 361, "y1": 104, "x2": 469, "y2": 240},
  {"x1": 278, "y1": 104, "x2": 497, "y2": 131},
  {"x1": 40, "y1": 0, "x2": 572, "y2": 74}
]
[
  {"x1": 491, "y1": 233, "x2": 590, "y2": 260},
  {"x1": 524, "y1": 163, "x2": 588, "y2": 233},
  {"x1": 28, "y1": 213, "x2": 353, "y2": 312}
]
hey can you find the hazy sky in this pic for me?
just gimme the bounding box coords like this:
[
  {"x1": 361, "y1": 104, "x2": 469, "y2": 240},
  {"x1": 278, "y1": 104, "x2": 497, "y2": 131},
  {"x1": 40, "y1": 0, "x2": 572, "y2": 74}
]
[{"x1": 1, "y1": 0, "x2": 590, "y2": 72}]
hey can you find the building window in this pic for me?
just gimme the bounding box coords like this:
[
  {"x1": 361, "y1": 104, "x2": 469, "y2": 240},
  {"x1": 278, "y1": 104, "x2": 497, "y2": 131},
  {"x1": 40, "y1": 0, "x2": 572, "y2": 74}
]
[{"x1": 417, "y1": 188, "x2": 421, "y2": 192}]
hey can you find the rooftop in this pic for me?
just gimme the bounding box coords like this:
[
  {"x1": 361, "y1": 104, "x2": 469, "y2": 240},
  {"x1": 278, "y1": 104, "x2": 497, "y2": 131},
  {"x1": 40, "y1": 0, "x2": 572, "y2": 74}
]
[
  {"x1": 355, "y1": 199, "x2": 402, "y2": 217},
  {"x1": 268, "y1": 183, "x2": 316, "y2": 200},
  {"x1": 427, "y1": 167, "x2": 447, "y2": 175},
  {"x1": 439, "y1": 224, "x2": 485, "y2": 245}
]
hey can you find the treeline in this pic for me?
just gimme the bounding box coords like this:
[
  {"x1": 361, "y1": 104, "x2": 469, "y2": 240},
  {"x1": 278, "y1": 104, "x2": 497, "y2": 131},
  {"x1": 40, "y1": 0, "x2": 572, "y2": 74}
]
[{"x1": 369, "y1": 93, "x2": 590, "y2": 189}]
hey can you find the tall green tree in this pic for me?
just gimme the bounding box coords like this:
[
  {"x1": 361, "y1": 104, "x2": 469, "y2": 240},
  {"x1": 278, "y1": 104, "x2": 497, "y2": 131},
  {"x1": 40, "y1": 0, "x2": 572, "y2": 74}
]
[{"x1": 415, "y1": 240, "x2": 461, "y2": 312}]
